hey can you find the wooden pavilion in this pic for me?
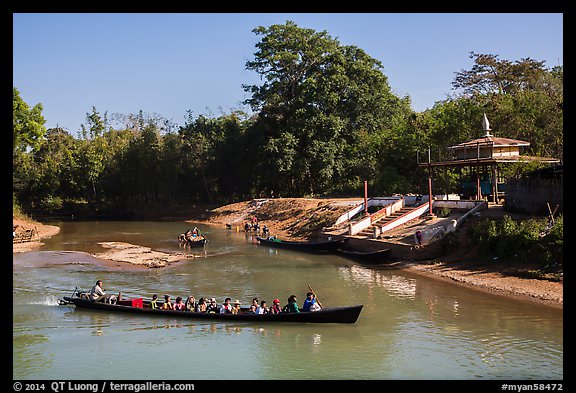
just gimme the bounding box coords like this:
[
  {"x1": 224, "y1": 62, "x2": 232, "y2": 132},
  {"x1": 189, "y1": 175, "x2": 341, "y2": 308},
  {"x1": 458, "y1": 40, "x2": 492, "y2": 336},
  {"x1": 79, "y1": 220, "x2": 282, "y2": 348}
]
[{"x1": 419, "y1": 114, "x2": 561, "y2": 203}]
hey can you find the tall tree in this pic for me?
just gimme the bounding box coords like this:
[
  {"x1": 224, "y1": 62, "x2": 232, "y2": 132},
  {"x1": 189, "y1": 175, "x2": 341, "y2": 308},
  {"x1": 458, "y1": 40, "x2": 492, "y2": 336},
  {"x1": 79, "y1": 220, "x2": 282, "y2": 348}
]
[
  {"x1": 453, "y1": 52, "x2": 548, "y2": 96},
  {"x1": 13, "y1": 87, "x2": 46, "y2": 153},
  {"x1": 244, "y1": 21, "x2": 412, "y2": 196}
]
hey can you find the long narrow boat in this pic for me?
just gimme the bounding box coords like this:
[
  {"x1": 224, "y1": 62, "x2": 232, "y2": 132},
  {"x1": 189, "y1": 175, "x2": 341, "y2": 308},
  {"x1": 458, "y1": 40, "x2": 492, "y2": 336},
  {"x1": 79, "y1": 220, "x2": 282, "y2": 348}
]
[
  {"x1": 59, "y1": 293, "x2": 363, "y2": 324},
  {"x1": 256, "y1": 236, "x2": 344, "y2": 252},
  {"x1": 337, "y1": 248, "x2": 393, "y2": 264}
]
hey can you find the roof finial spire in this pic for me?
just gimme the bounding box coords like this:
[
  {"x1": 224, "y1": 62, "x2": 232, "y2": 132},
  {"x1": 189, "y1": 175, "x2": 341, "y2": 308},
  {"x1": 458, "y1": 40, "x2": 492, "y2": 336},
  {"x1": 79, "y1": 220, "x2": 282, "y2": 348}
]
[{"x1": 482, "y1": 113, "x2": 492, "y2": 137}]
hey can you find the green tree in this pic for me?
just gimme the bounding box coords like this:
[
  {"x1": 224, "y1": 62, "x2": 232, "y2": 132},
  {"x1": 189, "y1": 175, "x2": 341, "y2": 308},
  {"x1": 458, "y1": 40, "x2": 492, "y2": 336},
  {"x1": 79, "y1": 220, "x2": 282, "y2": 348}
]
[
  {"x1": 244, "y1": 21, "x2": 412, "y2": 196},
  {"x1": 450, "y1": 53, "x2": 563, "y2": 159},
  {"x1": 13, "y1": 87, "x2": 46, "y2": 153}
]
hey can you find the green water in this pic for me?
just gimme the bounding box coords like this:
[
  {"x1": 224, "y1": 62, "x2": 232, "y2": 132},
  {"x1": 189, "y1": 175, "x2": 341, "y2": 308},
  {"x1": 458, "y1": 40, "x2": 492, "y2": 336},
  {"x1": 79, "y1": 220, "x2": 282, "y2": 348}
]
[{"x1": 13, "y1": 221, "x2": 563, "y2": 380}]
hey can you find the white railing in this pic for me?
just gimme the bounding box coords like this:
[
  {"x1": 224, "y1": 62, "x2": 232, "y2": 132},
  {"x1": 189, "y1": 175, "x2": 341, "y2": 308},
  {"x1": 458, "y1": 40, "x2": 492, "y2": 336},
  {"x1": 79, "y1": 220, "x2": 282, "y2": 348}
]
[
  {"x1": 334, "y1": 203, "x2": 365, "y2": 226},
  {"x1": 380, "y1": 203, "x2": 429, "y2": 234}
]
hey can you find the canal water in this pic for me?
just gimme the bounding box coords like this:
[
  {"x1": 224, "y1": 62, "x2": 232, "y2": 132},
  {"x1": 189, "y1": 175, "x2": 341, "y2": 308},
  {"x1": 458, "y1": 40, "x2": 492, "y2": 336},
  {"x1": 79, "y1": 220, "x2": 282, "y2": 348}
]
[{"x1": 13, "y1": 221, "x2": 563, "y2": 380}]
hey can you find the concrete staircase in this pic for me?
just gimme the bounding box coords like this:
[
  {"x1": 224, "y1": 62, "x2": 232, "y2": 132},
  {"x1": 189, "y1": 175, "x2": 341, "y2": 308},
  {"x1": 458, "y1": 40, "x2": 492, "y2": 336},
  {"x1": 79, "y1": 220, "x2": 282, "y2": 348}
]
[{"x1": 355, "y1": 207, "x2": 415, "y2": 238}]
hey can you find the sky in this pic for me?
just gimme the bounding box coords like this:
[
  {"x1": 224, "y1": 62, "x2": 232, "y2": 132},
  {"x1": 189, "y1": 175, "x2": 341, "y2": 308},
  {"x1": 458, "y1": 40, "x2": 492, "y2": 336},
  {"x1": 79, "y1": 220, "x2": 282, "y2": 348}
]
[{"x1": 13, "y1": 13, "x2": 563, "y2": 134}]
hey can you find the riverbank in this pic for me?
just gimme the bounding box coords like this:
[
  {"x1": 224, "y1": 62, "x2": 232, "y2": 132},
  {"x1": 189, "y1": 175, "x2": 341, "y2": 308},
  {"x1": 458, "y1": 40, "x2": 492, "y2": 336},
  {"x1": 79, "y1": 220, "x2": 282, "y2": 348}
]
[
  {"x1": 13, "y1": 198, "x2": 563, "y2": 308},
  {"x1": 13, "y1": 217, "x2": 60, "y2": 253},
  {"x1": 193, "y1": 198, "x2": 563, "y2": 308}
]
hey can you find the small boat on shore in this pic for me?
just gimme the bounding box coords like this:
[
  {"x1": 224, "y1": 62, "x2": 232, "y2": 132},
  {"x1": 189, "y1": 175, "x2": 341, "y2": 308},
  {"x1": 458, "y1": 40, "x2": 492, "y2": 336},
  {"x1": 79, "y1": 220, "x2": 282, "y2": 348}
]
[
  {"x1": 256, "y1": 236, "x2": 344, "y2": 252},
  {"x1": 59, "y1": 290, "x2": 363, "y2": 324},
  {"x1": 337, "y1": 248, "x2": 393, "y2": 264}
]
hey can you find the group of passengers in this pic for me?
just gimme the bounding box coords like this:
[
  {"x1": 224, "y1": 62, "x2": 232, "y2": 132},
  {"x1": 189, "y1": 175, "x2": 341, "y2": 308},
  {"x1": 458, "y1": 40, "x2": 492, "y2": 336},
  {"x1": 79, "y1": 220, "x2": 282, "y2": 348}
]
[
  {"x1": 243, "y1": 217, "x2": 270, "y2": 237},
  {"x1": 179, "y1": 227, "x2": 202, "y2": 243},
  {"x1": 148, "y1": 292, "x2": 321, "y2": 314}
]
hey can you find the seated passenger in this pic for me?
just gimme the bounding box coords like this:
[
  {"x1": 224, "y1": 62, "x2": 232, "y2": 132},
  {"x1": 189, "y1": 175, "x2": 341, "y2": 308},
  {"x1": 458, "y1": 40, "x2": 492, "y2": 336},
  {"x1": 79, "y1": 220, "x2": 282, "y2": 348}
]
[
  {"x1": 282, "y1": 295, "x2": 300, "y2": 313},
  {"x1": 220, "y1": 298, "x2": 233, "y2": 314},
  {"x1": 247, "y1": 305, "x2": 257, "y2": 314},
  {"x1": 232, "y1": 299, "x2": 241, "y2": 314},
  {"x1": 195, "y1": 298, "x2": 207, "y2": 313},
  {"x1": 185, "y1": 296, "x2": 196, "y2": 312},
  {"x1": 161, "y1": 294, "x2": 173, "y2": 310},
  {"x1": 256, "y1": 300, "x2": 269, "y2": 314},
  {"x1": 173, "y1": 296, "x2": 186, "y2": 311},
  {"x1": 269, "y1": 299, "x2": 282, "y2": 314},
  {"x1": 207, "y1": 298, "x2": 219, "y2": 313},
  {"x1": 150, "y1": 294, "x2": 159, "y2": 309}
]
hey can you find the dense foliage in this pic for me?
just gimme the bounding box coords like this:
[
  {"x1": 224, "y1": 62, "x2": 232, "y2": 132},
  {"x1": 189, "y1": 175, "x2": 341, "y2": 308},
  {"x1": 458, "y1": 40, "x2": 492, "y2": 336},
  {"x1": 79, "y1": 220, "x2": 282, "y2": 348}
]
[
  {"x1": 12, "y1": 22, "x2": 563, "y2": 216},
  {"x1": 470, "y1": 215, "x2": 563, "y2": 271}
]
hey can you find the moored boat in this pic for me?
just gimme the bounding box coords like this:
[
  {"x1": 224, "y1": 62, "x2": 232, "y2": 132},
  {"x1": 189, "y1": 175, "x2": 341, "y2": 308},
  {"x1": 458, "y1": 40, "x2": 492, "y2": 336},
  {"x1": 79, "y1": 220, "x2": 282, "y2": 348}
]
[
  {"x1": 256, "y1": 236, "x2": 344, "y2": 252},
  {"x1": 337, "y1": 248, "x2": 393, "y2": 264},
  {"x1": 59, "y1": 291, "x2": 363, "y2": 324}
]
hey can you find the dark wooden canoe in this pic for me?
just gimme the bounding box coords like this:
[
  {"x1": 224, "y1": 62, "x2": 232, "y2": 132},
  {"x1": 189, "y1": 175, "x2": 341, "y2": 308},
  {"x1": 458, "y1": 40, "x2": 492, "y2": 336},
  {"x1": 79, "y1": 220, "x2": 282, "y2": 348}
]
[
  {"x1": 60, "y1": 296, "x2": 363, "y2": 324},
  {"x1": 187, "y1": 236, "x2": 206, "y2": 247},
  {"x1": 337, "y1": 248, "x2": 392, "y2": 264},
  {"x1": 256, "y1": 236, "x2": 344, "y2": 252}
]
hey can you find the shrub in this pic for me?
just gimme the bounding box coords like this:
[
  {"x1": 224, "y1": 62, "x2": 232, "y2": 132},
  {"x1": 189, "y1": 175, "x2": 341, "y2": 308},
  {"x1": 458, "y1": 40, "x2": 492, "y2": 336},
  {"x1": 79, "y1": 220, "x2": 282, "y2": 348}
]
[{"x1": 470, "y1": 214, "x2": 562, "y2": 271}]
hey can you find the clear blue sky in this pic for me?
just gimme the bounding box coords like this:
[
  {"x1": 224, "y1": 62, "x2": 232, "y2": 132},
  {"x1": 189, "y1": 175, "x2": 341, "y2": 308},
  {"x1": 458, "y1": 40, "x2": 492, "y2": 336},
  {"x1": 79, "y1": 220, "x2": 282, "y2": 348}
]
[{"x1": 13, "y1": 13, "x2": 563, "y2": 134}]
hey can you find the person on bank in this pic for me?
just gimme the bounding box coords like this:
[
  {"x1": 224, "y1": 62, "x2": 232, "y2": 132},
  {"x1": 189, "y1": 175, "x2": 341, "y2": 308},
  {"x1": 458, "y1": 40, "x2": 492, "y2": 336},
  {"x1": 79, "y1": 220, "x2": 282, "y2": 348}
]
[{"x1": 89, "y1": 280, "x2": 108, "y2": 302}]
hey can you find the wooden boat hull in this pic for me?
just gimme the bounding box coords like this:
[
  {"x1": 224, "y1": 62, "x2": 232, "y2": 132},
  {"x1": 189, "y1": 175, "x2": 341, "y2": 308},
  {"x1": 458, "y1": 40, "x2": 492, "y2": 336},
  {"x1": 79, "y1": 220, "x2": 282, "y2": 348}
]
[
  {"x1": 337, "y1": 248, "x2": 392, "y2": 264},
  {"x1": 256, "y1": 236, "x2": 344, "y2": 252},
  {"x1": 62, "y1": 297, "x2": 363, "y2": 324},
  {"x1": 187, "y1": 237, "x2": 206, "y2": 247}
]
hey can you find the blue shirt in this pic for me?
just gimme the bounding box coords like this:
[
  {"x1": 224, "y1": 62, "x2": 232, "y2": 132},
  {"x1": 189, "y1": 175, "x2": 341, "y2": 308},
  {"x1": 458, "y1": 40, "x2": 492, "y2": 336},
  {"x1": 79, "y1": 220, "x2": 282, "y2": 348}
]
[{"x1": 302, "y1": 298, "x2": 316, "y2": 312}]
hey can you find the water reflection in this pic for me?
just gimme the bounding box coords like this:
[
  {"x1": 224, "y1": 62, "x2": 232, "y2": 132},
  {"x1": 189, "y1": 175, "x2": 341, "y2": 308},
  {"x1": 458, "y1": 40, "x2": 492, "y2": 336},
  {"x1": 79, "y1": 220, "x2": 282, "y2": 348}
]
[{"x1": 338, "y1": 265, "x2": 417, "y2": 299}]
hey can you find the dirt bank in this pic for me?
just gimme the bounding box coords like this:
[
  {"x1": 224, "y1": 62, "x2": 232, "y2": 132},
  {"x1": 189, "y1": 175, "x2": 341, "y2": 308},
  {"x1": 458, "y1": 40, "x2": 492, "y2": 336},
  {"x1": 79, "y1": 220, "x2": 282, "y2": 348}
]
[
  {"x1": 13, "y1": 217, "x2": 61, "y2": 253},
  {"x1": 197, "y1": 197, "x2": 362, "y2": 240},
  {"x1": 197, "y1": 198, "x2": 563, "y2": 308}
]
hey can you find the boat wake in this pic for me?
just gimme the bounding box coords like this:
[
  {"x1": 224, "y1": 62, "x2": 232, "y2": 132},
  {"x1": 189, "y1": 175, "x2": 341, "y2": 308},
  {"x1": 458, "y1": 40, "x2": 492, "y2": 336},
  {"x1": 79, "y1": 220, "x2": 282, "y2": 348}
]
[{"x1": 29, "y1": 295, "x2": 61, "y2": 306}]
